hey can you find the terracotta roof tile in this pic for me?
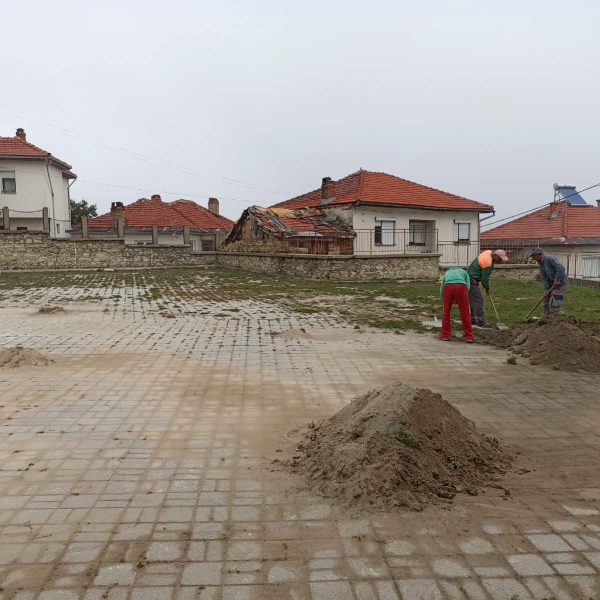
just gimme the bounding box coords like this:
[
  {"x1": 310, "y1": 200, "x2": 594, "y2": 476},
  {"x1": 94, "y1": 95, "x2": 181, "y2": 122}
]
[
  {"x1": 271, "y1": 170, "x2": 493, "y2": 212},
  {"x1": 481, "y1": 201, "x2": 600, "y2": 244},
  {"x1": 0, "y1": 134, "x2": 73, "y2": 171},
  {"x1": 87, "y1": 197, "x2": 234, "y2": 230}
]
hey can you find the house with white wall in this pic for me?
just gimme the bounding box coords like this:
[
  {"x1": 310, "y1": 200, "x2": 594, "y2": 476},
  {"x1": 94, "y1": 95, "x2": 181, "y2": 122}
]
[
  {"x1": 270, "y1": 169, "x2": 494, "y2": 264},
  {"x1": 70, "y1": 194, "x2": 234, "y2": 250},
  {"x1": 482, "y1": 186, "x2": 600, "y2": 278},
  {"x1": 0, "y1": 128, "x2": 76, "y2": 238}
]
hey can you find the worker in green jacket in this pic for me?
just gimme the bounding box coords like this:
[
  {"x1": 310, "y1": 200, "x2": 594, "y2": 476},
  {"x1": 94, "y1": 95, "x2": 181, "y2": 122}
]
[
  {"x1": 466, "y1": 249, "x2": 508, "y2": 327},
  {"x1": 439, "y1": 267, "x2": 474, "y2": 342}
]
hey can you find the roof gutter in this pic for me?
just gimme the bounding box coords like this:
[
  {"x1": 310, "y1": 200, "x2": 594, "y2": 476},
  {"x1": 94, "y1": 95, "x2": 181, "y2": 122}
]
[{"x1": 354, "y1": 200, "x2": 494, "y2": 213}]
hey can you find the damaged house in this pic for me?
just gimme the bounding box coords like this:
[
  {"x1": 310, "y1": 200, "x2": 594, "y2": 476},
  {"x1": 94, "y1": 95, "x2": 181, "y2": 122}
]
[{"x1": 223, "y1": 205, "x2": 356, "y2": 255}]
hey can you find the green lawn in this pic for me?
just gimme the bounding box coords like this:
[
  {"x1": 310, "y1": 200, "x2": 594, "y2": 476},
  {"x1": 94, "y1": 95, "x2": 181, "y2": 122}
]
[{"x1": 0, "y1": 267, "x2": 598, "y2": 330}]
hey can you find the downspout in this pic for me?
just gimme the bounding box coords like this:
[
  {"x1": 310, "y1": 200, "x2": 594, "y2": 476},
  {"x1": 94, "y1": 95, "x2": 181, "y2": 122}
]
[
  {"x1": 68, "y1": 176, "x2": 77, "y2": 224},
  {"x1": 45, "y1": 157, "x2": 56, "y2": 236}
]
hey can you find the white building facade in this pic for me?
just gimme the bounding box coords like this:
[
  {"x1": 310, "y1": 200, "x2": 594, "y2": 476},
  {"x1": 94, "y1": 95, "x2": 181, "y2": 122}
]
[{"x1": 0, "y1": 129, "x2": 76, "y2": 238}]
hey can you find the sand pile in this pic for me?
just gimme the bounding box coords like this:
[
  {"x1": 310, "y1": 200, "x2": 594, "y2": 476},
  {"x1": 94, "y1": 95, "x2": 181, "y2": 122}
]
[
  {"x1": 0, "y1": 346, "x2": 52, "y2": 368},
  {"x1": 494, "y1": 316, "x2": 600, "y2": 372},
  {"x1": 288, "y1": 383, "x2": 512, "y2": 511},
  {"x1": 38, "y1": 306, "x2": 66, "y2": 314}
]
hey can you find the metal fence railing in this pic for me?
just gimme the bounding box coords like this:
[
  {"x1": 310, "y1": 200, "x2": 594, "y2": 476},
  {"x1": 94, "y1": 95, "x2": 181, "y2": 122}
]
[{"x1": 353, "y1": 229, "x2": 438, "y2": 255}]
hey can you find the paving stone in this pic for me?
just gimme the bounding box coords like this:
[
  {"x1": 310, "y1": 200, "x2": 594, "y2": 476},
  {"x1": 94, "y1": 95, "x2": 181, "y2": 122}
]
[
  {"x1": 310, "y1": 581, "x2": 354, "y2": 600},
  {"x1": 181, "y1": 562, "x2": 222, "y2": 586},
  {"x1": 93, "y1": 563, "x2": 135, "y2": 585},
  {"x1": 395, "y1": 579, "x2": 443, "y2": 600},
  {"x1": 527, "y1": 534, "x2": 572, "y2": 552},
  {"x1": 507, "y1": 554, "x2": 554, "y2": 576}
]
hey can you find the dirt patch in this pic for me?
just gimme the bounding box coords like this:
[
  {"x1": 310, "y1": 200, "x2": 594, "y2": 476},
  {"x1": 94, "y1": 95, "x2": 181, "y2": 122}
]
[
  {"x1": 272, "y1": 328, "x2": 312, "y2": 340},
  {"x1": 38, "y1": 305, "x2": 66, "y2": 314},
  {"x1": 0, "y1": 346, "x2": 52, "y2": 368},
  {"x1": 287, "y1": 383, "x2": 512, "y2": 511},
  {"x1": 487, "y1": 316, "x2": 600, "y2": 372}
]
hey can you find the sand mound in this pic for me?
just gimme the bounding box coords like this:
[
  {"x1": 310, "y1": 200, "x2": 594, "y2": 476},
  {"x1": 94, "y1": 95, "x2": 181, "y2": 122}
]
[
  {"x1": 38, "y1": 306, "x2": 66, "y2": 314},
  {"x1": 0, "y1": 346, "x2": 52, "y2": 368},
  {"x1": 288, "y1": 383, "x2": 512, "y2": 511},
  {"x1": 493, "y1": 316, "x2": 600, "y2": 372}
]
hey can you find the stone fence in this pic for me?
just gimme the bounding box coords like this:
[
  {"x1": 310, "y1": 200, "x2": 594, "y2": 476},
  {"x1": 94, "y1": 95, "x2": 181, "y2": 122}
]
[
  {"x1": 439, "y1": 263, "x2": 539, "y2": 281},
  {"x1": 0, "y1": 231, "x2": 542, "y2": 282},
  {"x1": 217, "y1": 252, "x2": 440, "y2": 281},
  {"x1": 0, "y1": 231, "x2": 216, "y2": 270}
]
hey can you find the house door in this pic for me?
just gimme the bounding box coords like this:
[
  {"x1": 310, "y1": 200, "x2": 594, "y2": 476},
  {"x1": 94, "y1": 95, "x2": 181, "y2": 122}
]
[{"x1": 581, "y1": 255, "x2": 600, "y2": 278}]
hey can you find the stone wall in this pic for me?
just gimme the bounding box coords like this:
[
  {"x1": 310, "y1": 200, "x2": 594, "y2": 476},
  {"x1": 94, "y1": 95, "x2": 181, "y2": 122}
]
[
  {"x1": 0, "y1": 231, "x2": 216, "y2": 270},
  {"x1": 492, "y1": 264, "x2": 539, "y2": 281},
  {"x1": 217, "y1": 252, "x2": 440, "y2": 281},
  {"x1": 0, "y1": 231, "x2": 439, "y2": 281}
]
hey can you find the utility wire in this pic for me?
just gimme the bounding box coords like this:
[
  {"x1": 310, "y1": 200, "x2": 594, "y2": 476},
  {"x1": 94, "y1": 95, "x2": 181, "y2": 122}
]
[
  {"x1": 2, "y1": 109, "x2": 287, "y2": 195},
  {"x1": 481, "y1": 182, "x2": 600, "y2": 229}
]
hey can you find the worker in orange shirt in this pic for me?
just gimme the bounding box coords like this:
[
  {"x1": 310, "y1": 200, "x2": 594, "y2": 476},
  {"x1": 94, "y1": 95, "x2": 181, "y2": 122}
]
[{"x1": 466, "y1": 249, "x2": 508, "y2": 327}]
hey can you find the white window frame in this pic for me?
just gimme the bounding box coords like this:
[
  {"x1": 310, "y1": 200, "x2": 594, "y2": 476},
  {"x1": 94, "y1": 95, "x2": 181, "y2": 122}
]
[
  {"x1": 1, "y1": 170, "x2": 16, "y2": 194},
  {"x1": 409, "y1": 220, "x2": 429, "y2": 246},
  {"x1": 453, "y1": 220, "x2": 471, "y2": 242},
  {"x1": 374, "y1": 219, "x2": 395, "y2": 246}
]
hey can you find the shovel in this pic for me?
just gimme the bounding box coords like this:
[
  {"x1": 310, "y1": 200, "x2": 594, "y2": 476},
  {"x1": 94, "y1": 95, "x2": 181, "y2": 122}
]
[
  {"x1": 523, "y1": 284, "x2": 556, "y2": 321},
  {"x1": 488, "y1": 292, "x2": 509, "y2": 331}
]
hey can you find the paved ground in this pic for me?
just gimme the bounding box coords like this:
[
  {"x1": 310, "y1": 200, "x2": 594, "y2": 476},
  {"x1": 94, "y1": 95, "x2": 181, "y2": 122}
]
[{"x1": 0, "y1": 268, "x2": 599, "y2": 599}]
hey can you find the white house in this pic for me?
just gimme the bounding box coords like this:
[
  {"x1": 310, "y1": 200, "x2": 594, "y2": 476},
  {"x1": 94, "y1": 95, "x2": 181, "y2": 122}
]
[
  {"x1": 0, "y1": 128, "x2": 76, "y2": 238},
  {"x1": 270, "y1": 169, "x2": 494, "y2": 264}
]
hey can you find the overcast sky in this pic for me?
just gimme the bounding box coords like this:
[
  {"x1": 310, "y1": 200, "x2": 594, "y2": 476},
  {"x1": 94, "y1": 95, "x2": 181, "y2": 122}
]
[{"x1": 2, "y1": 0, "x2": 599, "y2": 225}]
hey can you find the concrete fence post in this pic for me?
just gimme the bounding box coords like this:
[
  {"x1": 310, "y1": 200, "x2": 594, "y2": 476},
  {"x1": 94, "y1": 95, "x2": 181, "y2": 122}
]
[
  {"x1": 152, "y1": 225, "x2": 159, "y2": 245},
  {"x1": 42, "y1": 207, "x2": 50, "y2": 232},
  {"x1": 117, "y1": 216, "x2": 125, "y2": 239},
  {"x1": 2, "y1": 206, "x2": 9, "y2": 231},
  {"x1": 183, "y1": 226, "x2": 190, "y2": 245},
  {"x1": 81, "y1": 215, "x2": 89, "y2": 239}
]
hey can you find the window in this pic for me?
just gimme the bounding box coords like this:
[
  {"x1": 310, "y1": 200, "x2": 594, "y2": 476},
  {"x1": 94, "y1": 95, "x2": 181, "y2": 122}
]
[
  {"x1": 55, "y1": 223, "x2": 61, "y2": 234},
  {"x1": 16, "y1": 226, "x2": 28, "y2": 231},
  {"x1": 453, "y1": 220, "x2": 471, "y2": 242},
  {"x1": 374, "y1": 220, "x2": 395, "y2": 246},
  {"x1": 409, "y1": 220, "x2": 428, "y2": 246},
  {"x1": 201, "y1": 238, "x2": 216, "y2": 251},
  {"x1": 1, "y1": 171, "x2": 16, "y2": 193}
]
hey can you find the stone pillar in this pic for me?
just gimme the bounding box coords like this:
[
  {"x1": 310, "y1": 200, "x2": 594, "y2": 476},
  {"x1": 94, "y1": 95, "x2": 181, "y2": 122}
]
[
  {"x1": 117, "y1": 215, "x2": 125, "y2": 239},
  {"x1": 81, "y1": 215, "x2": 89, "y2": 239},
  {"x1": 42, "y1": 207, "x2": 50, "y2": 232},
  {"x1": 152, "y1": 225, "x2": 159, "y2": 245},
  {"x1": 183, "y1": 226, "x2": 190, "y2": 245},
  {"x1": 2, "y1": 206, "x2": 9, "y2": 230}
]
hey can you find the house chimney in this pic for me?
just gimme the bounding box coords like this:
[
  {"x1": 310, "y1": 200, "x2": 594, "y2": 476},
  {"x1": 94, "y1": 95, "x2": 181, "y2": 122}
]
[
  {"x1": 150, "y1": 194, "x2": 162, "y2": 203},
  {"x1": 208, "y1": 197, "x2": 219, "y2": 216},
  {"x1": 15, "y1": 128, "x2": 26, "y2": 141},
  {"x1": 111, "y1": 202, "x2": 124, "y2": 228},
  {"x1": 321, "y1": 176, "x2": 335, "y2": 199},
  {"x1": 596, "y1": 200, "x2": 600, "y2": 208}
]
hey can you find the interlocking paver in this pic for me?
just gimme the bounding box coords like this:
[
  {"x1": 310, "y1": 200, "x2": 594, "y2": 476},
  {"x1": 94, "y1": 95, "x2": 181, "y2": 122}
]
[{"x1": 0, "y1": 270, "x2": 598, "y2": 599}]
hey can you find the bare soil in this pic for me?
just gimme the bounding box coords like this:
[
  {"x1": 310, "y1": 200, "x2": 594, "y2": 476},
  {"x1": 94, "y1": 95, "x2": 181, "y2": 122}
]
[
  {"x1": 488, "y1": 316, "x2": 600, "y2": 372},
  {"x1": 287, "y1": 383, "x2": 513, "y2": 511},
  {"x1": 0, "y1": 346, "x2": 52, "y2": 368},
  {"x1": 38, "y1": 305, "x2": 66, "y2": 314}
]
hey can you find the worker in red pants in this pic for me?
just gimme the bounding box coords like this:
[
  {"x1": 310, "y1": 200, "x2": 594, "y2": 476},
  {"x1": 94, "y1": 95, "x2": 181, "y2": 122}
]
[{"x1": 439, "y1": 267, "x2": 474, "y2": 342}]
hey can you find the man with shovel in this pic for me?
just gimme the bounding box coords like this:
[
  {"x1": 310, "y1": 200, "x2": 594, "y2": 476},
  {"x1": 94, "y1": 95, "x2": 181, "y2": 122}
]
[
  {"x1": 466, "y1": 249, "x2": 508, "y2": 328},
  {"x1": 527, "y1": 247, "x2": 568, "y2": 315}
]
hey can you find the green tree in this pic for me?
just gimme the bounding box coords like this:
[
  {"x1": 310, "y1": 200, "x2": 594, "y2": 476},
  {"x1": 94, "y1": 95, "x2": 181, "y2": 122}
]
[{"x1": 70, "y1": 198, "x2": 98, "y2": 225}]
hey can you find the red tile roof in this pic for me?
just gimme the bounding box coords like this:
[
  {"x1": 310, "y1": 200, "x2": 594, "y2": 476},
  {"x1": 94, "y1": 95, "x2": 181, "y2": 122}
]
[
  {"x1": 271, "y1": 169, "x2": 493, "y2": 212},
  {"x1": 87, "y1": 197, "x2": 234, "y2": 231},
  {"x1": 0, "y1": 132, "x2": 74, "y2": 173},
  {"x1": 481, "y1": 201, "x2": 600, "y2": 245}
]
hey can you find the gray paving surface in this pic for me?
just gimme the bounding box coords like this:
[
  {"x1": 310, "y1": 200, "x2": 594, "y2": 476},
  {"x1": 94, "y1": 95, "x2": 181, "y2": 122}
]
[{"x1": 0, "y1": 271, "x2": 598, "y2": 599}]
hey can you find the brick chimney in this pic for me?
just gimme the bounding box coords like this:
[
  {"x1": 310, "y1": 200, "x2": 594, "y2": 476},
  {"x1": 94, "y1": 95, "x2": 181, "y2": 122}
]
[
  {"x1": 208, "y1": 197, "x2": 219, "y2": 216},
  {"x1": 321, "y1": 176, "x2": 335, "y2": 199},
  {"x1": 150, "y1": 194, "x2": 162, "y2": 203},
  {"x1": 15, "y1": 128, "x2": 26, "y2": 141},
  {"x1": 111, "y1": 202, "x2": 125, "y2": 228}
]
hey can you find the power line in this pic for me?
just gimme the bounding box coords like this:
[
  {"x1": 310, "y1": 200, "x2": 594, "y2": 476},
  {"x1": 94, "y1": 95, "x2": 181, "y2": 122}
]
[
  {"x1": 1, "y1": 109, "x2": 287, "y2": 195},
  {"x1": 4, "y1": 164, "x2": 252, "y2": 209},
  {"x1": 481, "y1": 182, "x2": 600, "y2": 229}
]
